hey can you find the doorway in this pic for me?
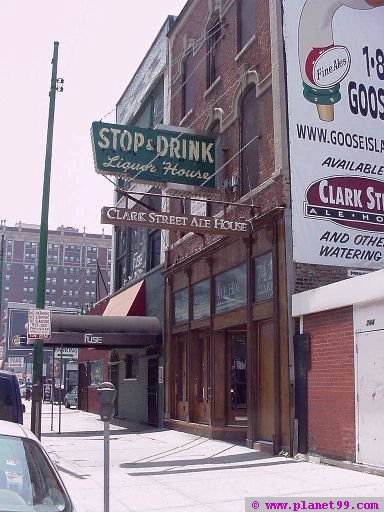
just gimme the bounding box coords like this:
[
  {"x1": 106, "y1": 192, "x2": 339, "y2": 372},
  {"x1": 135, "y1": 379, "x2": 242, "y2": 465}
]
[
  {"x1": 258, "y1": 319, "x2": 275, "y2": 441},
  {"x1": 356, "y1": 329, "x2": 384, "y2": 467},
  {"x1": 147, "y1": 358, "x2": 158, "y2": 426},
  {"x1": 190, "y1": 330, "x2": 211, "y2": 424},
  {"x1": 226, "y1": 331, "x2": 247, "y2": 426},
  {"x1": 175, "y1": 333, "x2": 188, "y2": 421}
]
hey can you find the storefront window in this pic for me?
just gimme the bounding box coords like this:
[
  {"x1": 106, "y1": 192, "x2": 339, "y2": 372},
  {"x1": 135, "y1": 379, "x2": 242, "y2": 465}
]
[
  {"x1": 254, "y1": 252, "x2": 273, "y2": 302},
  {"x1": 174, "y1": 288, "x2": 189, "y2": 324},
  {"x1": 192, "y1": 280, "x2": 210, "y2": 320},
  {"x1": 215, "y1": 264, "x2": 246, "y2": 314}
]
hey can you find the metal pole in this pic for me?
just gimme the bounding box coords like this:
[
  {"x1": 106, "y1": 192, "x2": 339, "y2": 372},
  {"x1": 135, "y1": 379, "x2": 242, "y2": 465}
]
[
  {"x1": 50, "y1": 348, "x2": 54, "y2": 431},
  {"x1": 58, "y1": 347, "x2": 63, "y2": 433},
  {"x1": 31, "y1": 42, "x2": 60, "y2": 438},
  {"x1": 0, "y1": 234, "x2": 4, "y2": 332},
  {"x1": 104, "y1": 421, "x2": 110, "y2": 512}
]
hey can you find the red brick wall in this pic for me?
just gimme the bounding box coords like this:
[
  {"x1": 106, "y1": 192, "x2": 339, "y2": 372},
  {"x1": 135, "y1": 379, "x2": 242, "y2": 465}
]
[
  {"x1": 166, "y1": 0, "x2": 281, "y2": 265},
  {"x1": 304, "y1": 306, "x2": 356, "y2": 461}
]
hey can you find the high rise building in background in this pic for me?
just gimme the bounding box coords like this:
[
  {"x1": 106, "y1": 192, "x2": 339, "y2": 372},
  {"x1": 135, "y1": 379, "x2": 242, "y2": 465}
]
[{"x1": 0, "y1": 221, "x2": 112, "y2": 345}]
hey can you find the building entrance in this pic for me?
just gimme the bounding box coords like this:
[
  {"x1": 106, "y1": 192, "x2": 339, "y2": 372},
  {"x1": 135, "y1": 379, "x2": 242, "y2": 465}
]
[
  {"x1": 190, "y1": 330, "x2": 211, "y2": 425},
  {"x1": 226, "y1": 331, "x2": 247, "y2": 427}
]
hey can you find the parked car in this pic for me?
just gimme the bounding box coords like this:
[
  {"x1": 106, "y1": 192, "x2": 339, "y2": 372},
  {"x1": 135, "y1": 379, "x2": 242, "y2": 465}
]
[
  {"x1": 0, "y1": 371, "x2": 24, "y2": 424},
  {"x1": 63, "y1": 387, "x2": 77, "y2": 409},
  {"x1": 0, "y1": 419, "x2": 75, "y2": 511}
]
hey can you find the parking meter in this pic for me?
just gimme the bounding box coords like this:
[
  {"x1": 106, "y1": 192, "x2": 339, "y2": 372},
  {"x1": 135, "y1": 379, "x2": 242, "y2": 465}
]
[
  {"x1": 97, "y1": 382, "x2": 116, "y2": 512},
  {"x1": 97, "y1": 382, "x2": 116, "y2": 422}
]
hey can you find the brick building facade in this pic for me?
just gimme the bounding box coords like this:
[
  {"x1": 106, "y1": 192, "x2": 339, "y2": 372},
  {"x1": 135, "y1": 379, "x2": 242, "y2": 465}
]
[
  {"x1": 293, "y1": 271, "x2": 384, "y2": 468},
  {"x1": 0, "y1": 222, "x2": 111, "y2": 339},
  {"x1": 162, "y1": 0, "x2": 292, "y2": 452},
  {"x1": 304, "y1": 307, "x2": 355, "y2": 461},
  {"x1": 85, "y1": 0, "x2": 384, "y2": 460},
  {"x1": 160, "y1": 0, "x2": 376, "y2": 455}
]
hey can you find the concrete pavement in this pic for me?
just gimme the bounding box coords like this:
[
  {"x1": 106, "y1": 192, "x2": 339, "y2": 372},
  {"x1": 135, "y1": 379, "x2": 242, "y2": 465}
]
[{"x1": 23, "y1": 401, "x2": 384, "y2": 512}]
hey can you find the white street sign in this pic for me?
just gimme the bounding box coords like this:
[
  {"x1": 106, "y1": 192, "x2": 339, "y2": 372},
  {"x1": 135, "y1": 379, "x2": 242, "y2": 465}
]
[
  {"x1": 54, "y1": 348, "x2": 78, "y2": 359},
  {"x1": 28, "y1": 309, "x2": 51, "y2": 340},
  {"x1": 8, "y1": 356, "x2": 24, "y2": 368}
]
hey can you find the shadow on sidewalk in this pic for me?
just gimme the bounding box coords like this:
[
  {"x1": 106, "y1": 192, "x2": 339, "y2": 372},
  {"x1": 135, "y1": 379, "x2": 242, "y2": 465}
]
[
  {"x1": 126, "y1": 459, "x2": 295, "y2": 477},
  {"x1": 42, "y1": 426, "x2": 163, "y2": 438},
  {"x1": 122, "y1": 455, "x2": 295, "y2": 477},
  {"x1": 120, "y1": 439, "x2": 295, "y2": 476}
]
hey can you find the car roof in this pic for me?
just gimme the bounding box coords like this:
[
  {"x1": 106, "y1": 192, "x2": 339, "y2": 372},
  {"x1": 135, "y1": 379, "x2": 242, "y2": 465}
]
[
  {"x1": 0, "y1": 370, "x2": 18, "y2": 380},
  {"x1": 0, "y1": 419, "x2": 39, "y2": 442}
]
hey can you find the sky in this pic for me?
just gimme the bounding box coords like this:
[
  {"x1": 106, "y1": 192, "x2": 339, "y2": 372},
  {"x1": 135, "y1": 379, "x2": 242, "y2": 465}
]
[{"x1": 0, "y1": 0, "x2": 186, "y2": 235}]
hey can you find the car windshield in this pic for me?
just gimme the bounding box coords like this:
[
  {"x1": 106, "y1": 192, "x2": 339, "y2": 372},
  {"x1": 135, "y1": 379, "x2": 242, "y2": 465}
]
[{"x1": 0, "y1": 434, "x2": 71, "y2": 512}]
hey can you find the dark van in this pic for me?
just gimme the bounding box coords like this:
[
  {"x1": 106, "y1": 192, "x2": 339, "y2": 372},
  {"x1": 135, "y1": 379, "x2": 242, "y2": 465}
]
[{"x1": 0, "y1": 370, "x2": 24, "y2": 424}]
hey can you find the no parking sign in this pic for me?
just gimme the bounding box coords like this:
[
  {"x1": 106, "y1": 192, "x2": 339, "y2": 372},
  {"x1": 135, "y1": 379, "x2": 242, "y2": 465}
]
[{"x1": 27, "y1": 309, "x2": 51, "y2": 340}]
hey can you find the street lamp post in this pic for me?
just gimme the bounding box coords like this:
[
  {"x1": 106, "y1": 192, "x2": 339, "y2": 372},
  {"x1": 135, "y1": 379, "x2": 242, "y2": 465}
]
[{"x1": 31, "y1": 42, "x2": 61, "y2": 438}]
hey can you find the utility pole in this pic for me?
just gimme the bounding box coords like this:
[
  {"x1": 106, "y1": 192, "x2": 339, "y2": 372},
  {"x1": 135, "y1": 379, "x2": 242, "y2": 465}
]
[
  {"x1": 31, "y1": 42, "x2": 63, "y2": 438},
  {"x1": 0, "y1": 231, "x2": 4, "y2": 345}
]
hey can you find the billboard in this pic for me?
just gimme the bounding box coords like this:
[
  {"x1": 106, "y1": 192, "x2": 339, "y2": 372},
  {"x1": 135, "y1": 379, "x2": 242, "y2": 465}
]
[
  {"x1": 283, "y1": 0, "x2": 384, "y2": 268},
  {"x1": 91, "y1": 122, "x2": 216, "y2": 189},
  {"x1": 7, "y1": 308, "x2": 28, "y2": 352}
]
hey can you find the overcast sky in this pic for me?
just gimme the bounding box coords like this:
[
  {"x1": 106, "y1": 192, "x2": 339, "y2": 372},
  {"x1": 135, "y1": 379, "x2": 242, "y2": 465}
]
[{"x1": 0, "y1": 0, "x2": 186, "y2": 234}]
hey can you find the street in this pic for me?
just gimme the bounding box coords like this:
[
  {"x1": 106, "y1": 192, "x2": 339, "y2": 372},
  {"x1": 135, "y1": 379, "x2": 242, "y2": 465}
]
[{"x1": 23, "y1": 401, "x2": 384, "y2": 512}]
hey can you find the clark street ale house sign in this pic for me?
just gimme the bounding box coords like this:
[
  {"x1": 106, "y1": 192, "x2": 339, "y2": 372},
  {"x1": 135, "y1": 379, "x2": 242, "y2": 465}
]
[
  {"x1": 91, "y1": 121, "x2": 216, "y2": 189},
  {"x1": 101, "y1": 207, "x2": 250, "y2": 238}
]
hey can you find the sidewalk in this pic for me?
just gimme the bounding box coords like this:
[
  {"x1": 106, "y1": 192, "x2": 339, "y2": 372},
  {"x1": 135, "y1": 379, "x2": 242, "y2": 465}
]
[{"x1": 23, "y1": 401, "x2": 384, "y2": 512}]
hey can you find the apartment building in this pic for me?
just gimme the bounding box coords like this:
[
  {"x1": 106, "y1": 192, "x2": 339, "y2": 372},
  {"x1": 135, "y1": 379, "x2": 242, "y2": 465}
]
[{"x1": 0, "y1": 221, "x2": 111, "y2": 344}]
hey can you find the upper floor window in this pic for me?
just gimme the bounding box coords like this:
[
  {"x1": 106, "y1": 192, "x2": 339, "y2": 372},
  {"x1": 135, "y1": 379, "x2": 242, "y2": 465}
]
[
  {"x1": 24, "y1": 241, "x2": 37, "y2": 262},
  {"x1": 6, "y1": 241, "x2": 13, "y2": 261},
  {"x1": 182, "y1": 51, "x2": 194, "y2": 118},
  {"x1": 206, "y1": 15, "x2": 221, "y2": 89},
  {"x1": 148, "y1": 230, "x2": 161, "y2": 270},
  {"x1": 238, "y1": 0, "x2": 257, "y2": 50},
  {"x1": 240, "y1": 85, "x2": 259, "y2": 195},
  {"x1": 133, "y1": 80, "x2": 164, "y2": 129}
]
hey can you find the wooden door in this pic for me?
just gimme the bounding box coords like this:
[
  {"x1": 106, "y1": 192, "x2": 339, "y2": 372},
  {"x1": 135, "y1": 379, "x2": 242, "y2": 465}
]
[
  {"x1": 259, "y1": 319, "x2": 275, "y2": 441},
  {"x1": 191, "y1": 330, "x2": 211, "y2": 424},
  {"x1": 175, "y1": 333, "x2": 188, "y2": 420},
  {"x1": 226, "y1": 331, "x2": 247, "y2": 426}
]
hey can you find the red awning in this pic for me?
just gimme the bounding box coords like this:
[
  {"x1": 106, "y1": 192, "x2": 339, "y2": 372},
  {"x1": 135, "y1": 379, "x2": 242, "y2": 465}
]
[{"x1": 103, "y1": 280, "x2": 144, "y2": 317}]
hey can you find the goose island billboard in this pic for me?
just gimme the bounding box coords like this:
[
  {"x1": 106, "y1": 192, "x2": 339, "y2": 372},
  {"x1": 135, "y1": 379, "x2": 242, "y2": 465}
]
[{"x1": 283, "y1": 0, "x2": 384, "y2": 268}]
